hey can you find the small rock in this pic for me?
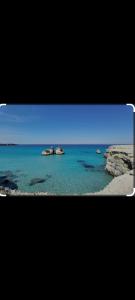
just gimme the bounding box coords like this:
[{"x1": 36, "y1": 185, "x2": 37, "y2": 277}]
[{"x1": 29, "y1": 178, "x2": 46, "y2": 186}]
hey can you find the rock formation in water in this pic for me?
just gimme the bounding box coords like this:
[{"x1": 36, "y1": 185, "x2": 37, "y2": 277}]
[{"x1": 0, "y1": 171, "x2": 18, "y2": 190}]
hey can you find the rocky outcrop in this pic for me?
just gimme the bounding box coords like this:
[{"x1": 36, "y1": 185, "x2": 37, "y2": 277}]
[
  {"x1": 0, "y1": 173, "x2": 18, "y2": 190},
  {"x1": 105, "y1": 145, "x2": 134, "y2": 177},
  {"x1": 85, "y1": 170, "x2": 134, "y2": 195}
]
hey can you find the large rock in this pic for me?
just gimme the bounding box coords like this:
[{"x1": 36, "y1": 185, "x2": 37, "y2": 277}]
[{"x1": 105, "y1": 145, "x2": 134, "y2": 177}]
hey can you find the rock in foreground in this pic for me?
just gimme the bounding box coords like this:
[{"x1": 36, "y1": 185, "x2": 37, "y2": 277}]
[
  {"x1": 85, "y1": 145, "x2": 134, "y2": 195},
  {"x1": 85, "y1": 170, "x2": 134, "y2": 195}
]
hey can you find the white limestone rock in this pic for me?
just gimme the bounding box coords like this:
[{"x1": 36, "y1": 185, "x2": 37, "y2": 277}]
[{"x1": 105, "y1": 145, "x2": 133, "y2": 177}]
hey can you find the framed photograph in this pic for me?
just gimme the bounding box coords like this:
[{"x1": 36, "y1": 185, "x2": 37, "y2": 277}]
[{"x1": 0, "y1": 103, "x2": 134, "y2": 198}]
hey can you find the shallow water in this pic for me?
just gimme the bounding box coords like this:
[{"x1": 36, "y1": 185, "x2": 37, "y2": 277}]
[{"x1": 0, "y1": 144, "x2": 113, "y2": 194}]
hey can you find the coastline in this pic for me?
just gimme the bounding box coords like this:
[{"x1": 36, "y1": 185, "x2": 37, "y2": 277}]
[
  {"x1": 85, "y1": 144, "x2": 134, "y2": 195},
  {"x1": 85, "y1": 170, "x2": 134, "y2": 195},
  {"x1": 0, "y1": 144, "x2": 134, "y2": 197}
]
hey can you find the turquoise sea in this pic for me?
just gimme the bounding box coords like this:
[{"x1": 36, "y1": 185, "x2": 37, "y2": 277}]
[{"x1": 0, "y1": 145, "x2": 113, "y2": 195}]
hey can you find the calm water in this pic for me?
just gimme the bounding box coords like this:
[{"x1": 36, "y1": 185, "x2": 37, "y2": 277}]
[{"x1": 0, "y1": 144, "x2": 113, "y2": 194}]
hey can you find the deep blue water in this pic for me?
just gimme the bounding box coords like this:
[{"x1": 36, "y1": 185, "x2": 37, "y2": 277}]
[{"x1": 0, "y1": 144, "x2": 113, "y2": 194}]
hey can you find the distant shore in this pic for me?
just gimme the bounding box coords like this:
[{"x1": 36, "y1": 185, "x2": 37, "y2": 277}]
[{"x1": 0, "y1": 143, "x2": 17, "y2": 146}]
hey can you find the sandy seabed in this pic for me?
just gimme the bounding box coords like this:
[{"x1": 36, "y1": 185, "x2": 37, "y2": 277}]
[{"x1": 0, "y1": 171, "x2": 134, "y2": 196}]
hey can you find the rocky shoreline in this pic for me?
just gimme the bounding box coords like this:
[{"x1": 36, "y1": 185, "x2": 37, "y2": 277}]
[
  {"x1": 86, "y1": 145, "x2": 134, "y2": 195},
  {"x1": 85, "y1": 170, "x2": 134, "y2": 195}
]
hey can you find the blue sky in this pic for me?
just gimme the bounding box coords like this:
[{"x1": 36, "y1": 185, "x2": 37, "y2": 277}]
[{"x1": 0, "y1": 104, "x2": 133, "y2": 144}]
